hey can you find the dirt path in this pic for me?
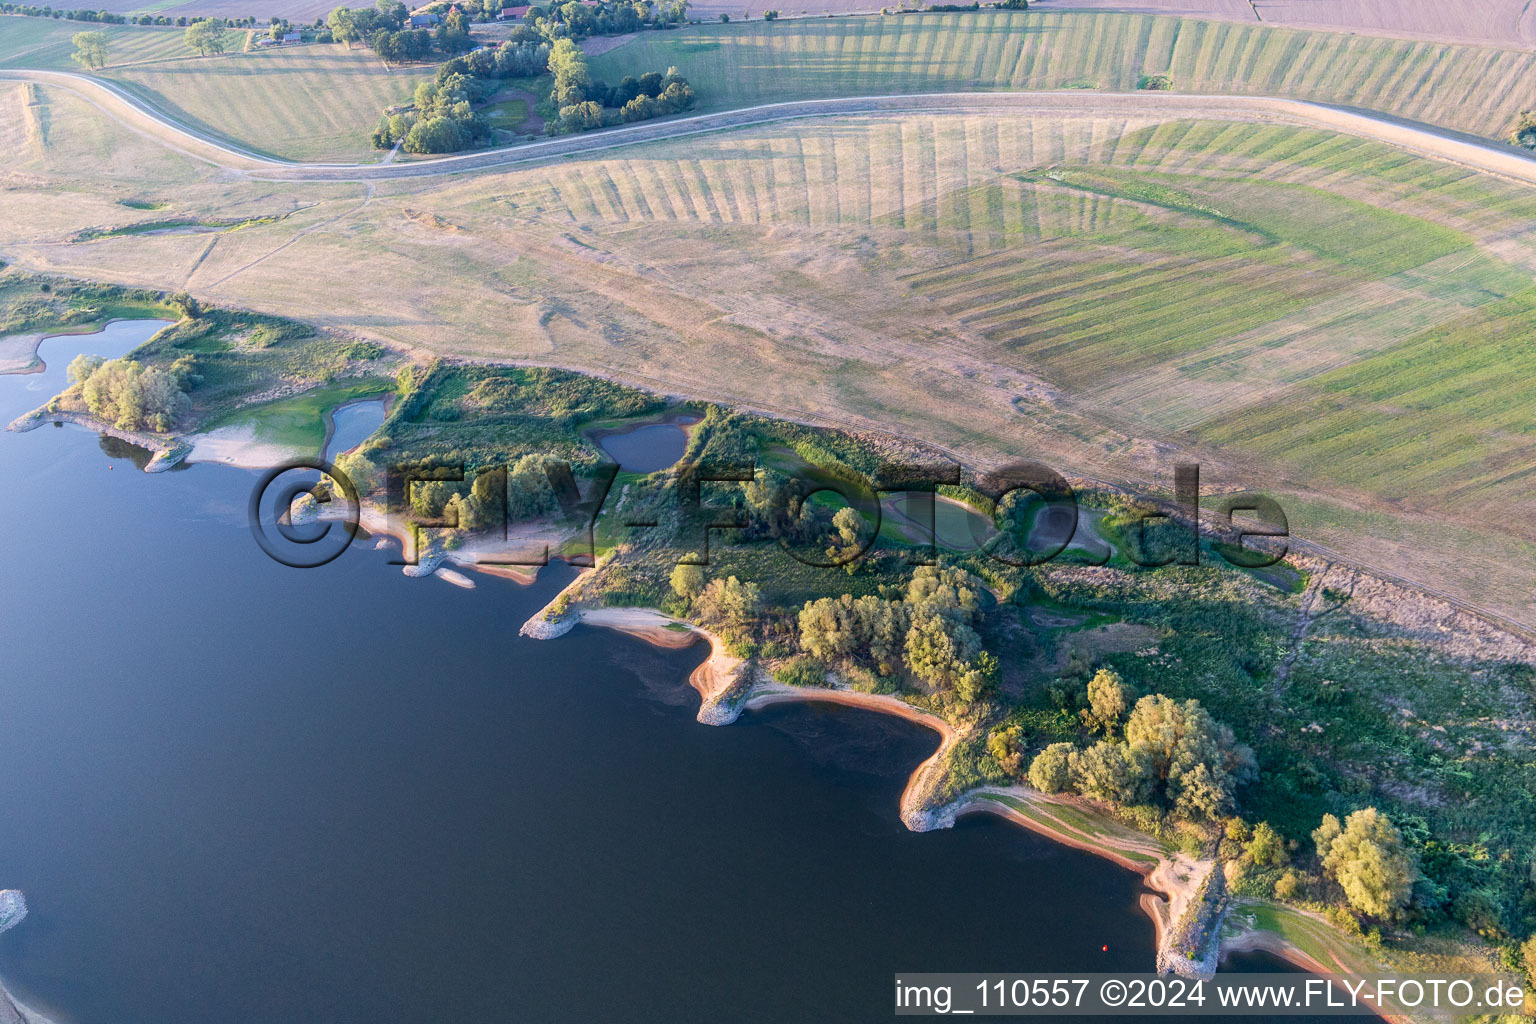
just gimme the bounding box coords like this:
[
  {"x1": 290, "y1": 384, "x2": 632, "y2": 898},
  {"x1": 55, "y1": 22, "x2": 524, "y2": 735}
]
[
  {"x1": 6, "y1": 69, "x2": 1536, "y2": 187},
  {"x1": 1271, "y1": 565, "x2": 1356, "y2": 696},
  {"x1": 199, "y1": 181, "x2": 375, "y2": 290}
]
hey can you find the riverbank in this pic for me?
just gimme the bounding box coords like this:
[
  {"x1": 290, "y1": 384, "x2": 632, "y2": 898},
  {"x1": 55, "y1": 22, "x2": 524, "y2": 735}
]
[{"x1": 523, "y1": 587, "x2": 1241, "y2": 979}]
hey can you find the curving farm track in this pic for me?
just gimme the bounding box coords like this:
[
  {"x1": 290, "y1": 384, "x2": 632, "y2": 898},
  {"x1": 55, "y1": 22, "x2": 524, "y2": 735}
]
[{"x1": 5, "y1": 67, "x2": 1536, "y2": 186}]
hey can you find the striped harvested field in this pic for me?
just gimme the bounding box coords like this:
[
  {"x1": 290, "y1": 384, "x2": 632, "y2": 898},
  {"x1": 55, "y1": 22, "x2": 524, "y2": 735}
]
[
  {"x1": 106, "y1": 46, "x2": 415, "y2": 161},
  {"x1": 0, "y1": 17, "x2": 415, "y2": 160},
  {"x1": 591, "y1": 12, "x2": 1536, "y2": 143}
]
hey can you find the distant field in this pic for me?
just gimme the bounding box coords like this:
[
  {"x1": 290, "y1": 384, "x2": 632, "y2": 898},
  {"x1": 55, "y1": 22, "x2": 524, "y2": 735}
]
[
  {"x1": 1031, "y1": 0, "x2": 1536, "y2": 47},
  {"x1": 592, "y1": 12, "x2": 1536, "y2": 143},
  {"x1": 0, "y1": 17, "x2": 415, "y2": 161},
  {"x1": 24, "y1": 0, "x2": 1534, "y2": 47},
  {"x1": 6, "y1": 0, "x2": 338, "y2": 18},
  {"x1": 9, "y1": 12, "x2": 1536, "y2": 161}
]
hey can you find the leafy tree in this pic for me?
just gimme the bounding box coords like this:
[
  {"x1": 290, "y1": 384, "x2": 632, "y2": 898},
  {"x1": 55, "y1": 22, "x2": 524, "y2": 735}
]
[
  {"x1": 1510, "y1": 111, "x2": 1536, "y2": 150},
  {"x1": 1314, "y1": 808, "x2": 1417, "y2": 922},
  {"x1": 403, "y1": 114, "x2": 469, "y2": 154},
  {"x1": 696, "y1": 576, "x2": 761, "y2": 628},
  {"x1": 1248, "y1": 822, "x2": 1287, "y2": 867},
  {"x1": 504, "y1": 453, "x2": 561, "y2": 521},
  {"x1": 410, "y1": 478, "x2": 457, "y2": 520},
  {"x1": 168, "y1": 291, "x2": 201, "y2": 318},
  {"x1": 670, "y1": 559, "x2": 706, "y2": 603},
  {"x1": 1083, "y1": 667, "x2": 1132, "y2": 735},
  {"x1": 327, "y1": 6, "x2": 359, "y2": 44},
  {"x1": 1124, "y1": 694, "x2": 1256, "y2": 821},
  {"x1": 1028, "y1": 742, "x2": 1074, "y2": 794},
  {"x1": 557, "y1": 100, "x2": 607, "y2": 132},
  {"x1": 797, "y1": 594, "x2": 906, "y2": 673},
  {"x1": 548, "y1": 37, "x2": 590, "y2": 108},
  {"x1": 832, "y1": 505, "x2": 862, "y2": 546},
  {"x1": 904, "y1": 610, "x2": 981, "y2": 689},
  {"x1": 76, "y1": 357, "x2": 191, "y2": 432},
  {"x1": 987, "y1": 725, "x2": 1025, "y2": 778},
  {"x1": 71, "y1": 30, "x2": 111, "y2": 69},
  {"x1": 183, "y1": 18, "x2": 230, "y2": 55},
  {"x1": 1521, "y1": 933, "x2": 1536, "y2": 989},
  {"x1": 1069, "y1": 740, "x2": 1154, "y2": 805},
  {"x1": 67, "y1": 354, "x2": 103, "y2": 386},
  {"x1": 905, "y1": 564, "x2": 981, "y2": 625}
]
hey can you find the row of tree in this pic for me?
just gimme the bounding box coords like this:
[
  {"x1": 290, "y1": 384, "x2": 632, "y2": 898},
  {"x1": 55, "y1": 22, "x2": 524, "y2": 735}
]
[
  {"x1": 406, "y1": 453, "x2": 564, "y2": 525},
  {"x1": 519, "y1": 0, "x2": 690, "y2": 41},
  {"x1": 5, "y1": 5, "x2": 129, "y2": 23},
  {"x1": 327, "y1": 2, "x2": 473, "y2": 62}
]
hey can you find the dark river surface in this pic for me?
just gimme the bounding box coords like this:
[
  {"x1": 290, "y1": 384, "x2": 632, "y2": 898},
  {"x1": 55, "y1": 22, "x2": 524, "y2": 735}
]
[{"x1": 0, "y1": 325, "x2": 1296, "y2": 1022}]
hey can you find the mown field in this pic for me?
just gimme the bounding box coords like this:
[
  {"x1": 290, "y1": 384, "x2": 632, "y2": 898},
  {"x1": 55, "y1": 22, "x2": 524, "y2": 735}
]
[
  {"x1": 1034, "y1": 0, "x2": 1536, "y2": 48},
  {"x1": 592, "y1": 11, "x2": 1536, "y2": 142},
  {"x1": 0, "y1": 16, "x2": 415, "y2": 160}
]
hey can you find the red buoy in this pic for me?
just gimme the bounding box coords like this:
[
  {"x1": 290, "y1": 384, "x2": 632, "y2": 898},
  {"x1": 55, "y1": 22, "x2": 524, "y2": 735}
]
[{"x1": 1101, "y1": 945, "x2": 1108, "y2": 952}]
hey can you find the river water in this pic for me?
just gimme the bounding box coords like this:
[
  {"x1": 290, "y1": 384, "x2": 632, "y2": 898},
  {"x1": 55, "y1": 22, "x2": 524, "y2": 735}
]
[{"x1": 0, "y1": 323, "x2": 1295, "y2": 1022}]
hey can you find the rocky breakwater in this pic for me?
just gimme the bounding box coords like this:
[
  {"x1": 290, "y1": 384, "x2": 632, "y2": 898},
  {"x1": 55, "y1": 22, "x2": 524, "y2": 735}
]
[
  {"x1": 1156, "y1": 863, "x2": 1228, "y2": 979},
  {"x1": 0, "y1": 892, "x2": 23, "y2": 936},
  {"x1": 519, "y1": 595, "x2": 577, "y2": 639},
  {"x1": 0, "y1": 890, "x2": 53, "y2": 1024},
  {"x1": 7, "y1": 409, "x2": 190, "y2": 471}
]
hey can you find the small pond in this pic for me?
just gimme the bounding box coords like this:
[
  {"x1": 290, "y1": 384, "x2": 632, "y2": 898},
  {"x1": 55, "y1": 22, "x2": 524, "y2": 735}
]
[
  {"x1": 594, "y1": 419, "x2": 693, "y2": 474},
  {"x1": 324, "y1": 398, "x2": 387, "y2": 462}
]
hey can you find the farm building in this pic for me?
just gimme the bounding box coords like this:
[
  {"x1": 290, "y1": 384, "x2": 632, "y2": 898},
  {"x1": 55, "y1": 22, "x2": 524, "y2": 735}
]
[
  {"x1": 408, "y1": 12, "x2": 440, "y2": 26},
  {"x1": 497, "y1": 6, "x2": 530, "y2": 18},
  {"x1": 282, "y1": 31, "x2": 301, "y2": 42}
]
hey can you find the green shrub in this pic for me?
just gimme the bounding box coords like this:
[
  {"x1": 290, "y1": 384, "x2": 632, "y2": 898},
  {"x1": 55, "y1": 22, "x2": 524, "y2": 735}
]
[{"x1": 771, "y1": 656, "x2": 826, "y2": 687}]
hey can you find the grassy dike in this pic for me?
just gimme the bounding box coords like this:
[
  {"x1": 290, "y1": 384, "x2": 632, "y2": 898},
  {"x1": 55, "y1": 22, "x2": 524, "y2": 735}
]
[{"x1": 4, "y1": 277, "x2": 1534, "y2": 1008}]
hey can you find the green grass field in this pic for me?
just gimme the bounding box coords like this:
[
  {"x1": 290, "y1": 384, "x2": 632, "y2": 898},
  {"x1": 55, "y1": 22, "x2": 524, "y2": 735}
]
[
  {"x1": 592, "y1": 11, "x2": 1536, "y2": 142},
  {"x1": 0, "y1": 16, "x2": 188, "y2": 69},
  {"x1": 204, "y1": 379, "x2": 392, "y2": 451},
  {"x1": 0, "y1": 16, "x2": 416, "y2": 160}
]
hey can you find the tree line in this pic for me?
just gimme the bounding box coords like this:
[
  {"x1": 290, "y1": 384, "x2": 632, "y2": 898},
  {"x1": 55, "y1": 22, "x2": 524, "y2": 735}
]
[
  {"x1": 369, "y1": 32, "x2": 695, "y2": 153},
  {"x1": 547, "y1": 38, "x2": 695, "y2": 135},
  {"x1": 328, "y1": 1, "x2": 473, "y2": 62}
]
